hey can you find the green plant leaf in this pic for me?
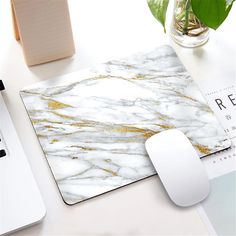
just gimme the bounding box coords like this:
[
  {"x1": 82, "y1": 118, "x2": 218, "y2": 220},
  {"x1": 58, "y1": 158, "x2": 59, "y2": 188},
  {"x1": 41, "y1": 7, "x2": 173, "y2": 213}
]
[
  {"x1": 191, "y1": 0, "x2": 233, "y2": 30},
  {"x1": 147, "y1": 0, "x2": 169, "y2": 32}
]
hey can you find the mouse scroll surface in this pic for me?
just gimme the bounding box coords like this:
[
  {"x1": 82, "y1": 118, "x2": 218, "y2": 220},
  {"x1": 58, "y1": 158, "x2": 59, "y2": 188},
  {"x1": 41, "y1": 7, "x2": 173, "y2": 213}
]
[{"x1": 145, "y1": 129, "x2": 210, "y2": 207}]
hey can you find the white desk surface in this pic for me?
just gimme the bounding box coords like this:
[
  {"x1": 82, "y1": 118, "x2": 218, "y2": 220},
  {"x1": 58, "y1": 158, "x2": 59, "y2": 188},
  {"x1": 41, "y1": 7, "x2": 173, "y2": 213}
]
[{"x1": 0, "y1": 0, "x2": 235, "y2": 235}]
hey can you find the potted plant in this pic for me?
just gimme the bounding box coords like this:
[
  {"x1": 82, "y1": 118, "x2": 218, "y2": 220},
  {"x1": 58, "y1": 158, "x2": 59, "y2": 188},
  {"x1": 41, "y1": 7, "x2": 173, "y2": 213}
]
[{"x1": 147, "y1": 0, "x2": 235, "y2": 47}]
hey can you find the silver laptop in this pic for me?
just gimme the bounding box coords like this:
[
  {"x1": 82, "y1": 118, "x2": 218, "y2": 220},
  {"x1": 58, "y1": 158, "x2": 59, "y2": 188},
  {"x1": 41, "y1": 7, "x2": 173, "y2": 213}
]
[{"x1": 0, "y1": 81, "x2": 46, "y2": 235}]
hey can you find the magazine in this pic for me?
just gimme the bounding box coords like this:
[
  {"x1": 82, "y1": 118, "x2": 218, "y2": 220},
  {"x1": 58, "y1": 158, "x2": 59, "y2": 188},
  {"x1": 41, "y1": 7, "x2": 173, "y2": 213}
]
[{"x1": 198, "y1": 80, "x2": 236, "y2": 236}]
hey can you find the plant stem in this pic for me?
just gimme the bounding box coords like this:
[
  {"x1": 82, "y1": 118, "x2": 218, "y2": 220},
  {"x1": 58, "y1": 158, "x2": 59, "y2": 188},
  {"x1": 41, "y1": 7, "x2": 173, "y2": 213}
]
[
  {"x1": 176, "y1": 10, "x2": 185, "y2": 22},
  {"x1": 183, "y1": 0, "x2": 191, "y2": 35}
]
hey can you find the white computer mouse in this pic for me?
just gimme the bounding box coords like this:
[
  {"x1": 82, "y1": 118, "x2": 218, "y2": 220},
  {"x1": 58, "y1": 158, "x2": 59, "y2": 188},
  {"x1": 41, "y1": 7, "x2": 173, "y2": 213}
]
[{"x1": 145, "y1": 129, "x2": 210, "y2": 207}]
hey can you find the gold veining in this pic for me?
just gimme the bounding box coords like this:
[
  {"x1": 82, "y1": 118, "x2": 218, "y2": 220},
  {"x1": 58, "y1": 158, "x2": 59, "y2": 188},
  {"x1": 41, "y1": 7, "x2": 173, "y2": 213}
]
[
  {"x1": 50, "y1": 139, "x2": 59, "y2": 144},
  {"x1": 158, "y1": 124, "x2": 175, "y2": 129},
  {"x1": 32, "y1": 118, "x2": 63, "y2": 125},
  {"x1": 111, "y1": 126, "x2": 156, "y2": 139},
  {"x1": 175, "y1": 91, "x2": 198, "y2": 102},
  {"x1": 101, "y1": 168, "x2": 118, "y2": 176},
  {"x1": 70, "y1": 121, "x2": 96, "y2": 127},
  {"x1": 135, "y1": 74, "x2": 146, "y2": 80},
  {"x1": 194, "y1": 144, "x2": 211, "y2": 155},
  {"x1": 143, "y1": 131, "x2": 158, "y2": 138},
  {"x1": 71, "y1": 145, "x2": 96, "y2": 151},
  {"x1": 52, "y1": 111, "x2": 74, "y2": 119},
  {"x1": 44, "y1": 125, "x2": 55, "y2": 129},
  {"x1": 47, "y1": 99, "x2": 73, "y2": 110}
]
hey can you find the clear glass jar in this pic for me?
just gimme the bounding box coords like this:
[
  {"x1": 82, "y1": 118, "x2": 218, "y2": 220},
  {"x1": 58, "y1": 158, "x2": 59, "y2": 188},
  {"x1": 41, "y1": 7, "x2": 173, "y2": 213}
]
[{"x1": 171, "y1": 0, "x2": 209, "y2": 47}]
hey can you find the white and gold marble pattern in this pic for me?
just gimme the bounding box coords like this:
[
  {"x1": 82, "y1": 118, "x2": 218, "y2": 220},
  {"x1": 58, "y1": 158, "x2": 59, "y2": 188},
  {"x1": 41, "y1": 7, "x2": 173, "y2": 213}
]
[{"x1": 21, "y1": 45, "x2": 231, "y2": 205}]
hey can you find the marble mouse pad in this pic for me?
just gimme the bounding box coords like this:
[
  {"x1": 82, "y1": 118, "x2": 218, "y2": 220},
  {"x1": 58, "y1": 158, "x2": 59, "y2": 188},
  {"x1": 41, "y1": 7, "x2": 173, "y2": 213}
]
[{"x1": 20, "y1": 45, "x2": 231, "y2": 205}]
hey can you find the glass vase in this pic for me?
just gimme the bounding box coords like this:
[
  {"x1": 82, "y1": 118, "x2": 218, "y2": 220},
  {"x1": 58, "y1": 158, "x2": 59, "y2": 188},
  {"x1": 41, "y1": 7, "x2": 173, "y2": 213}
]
[{"x1": 171, "y1": 0, "x2": 209, "y2": 48}]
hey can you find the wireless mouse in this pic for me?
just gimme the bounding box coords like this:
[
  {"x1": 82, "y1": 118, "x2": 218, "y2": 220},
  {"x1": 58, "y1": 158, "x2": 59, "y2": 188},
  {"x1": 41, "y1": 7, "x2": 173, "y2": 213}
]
[{"x1": 145, "y1": 129, "x2": 210, "y2": 207}]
